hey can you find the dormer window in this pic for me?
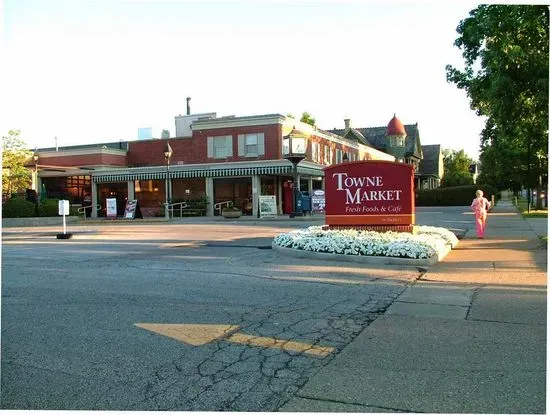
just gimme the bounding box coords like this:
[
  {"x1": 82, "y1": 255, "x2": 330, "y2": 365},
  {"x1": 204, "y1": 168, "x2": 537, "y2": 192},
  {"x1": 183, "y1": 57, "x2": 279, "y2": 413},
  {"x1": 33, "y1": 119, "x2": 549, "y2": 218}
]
[{"x1": 389, "y1": 136, "x2": 405, "y2": 147}]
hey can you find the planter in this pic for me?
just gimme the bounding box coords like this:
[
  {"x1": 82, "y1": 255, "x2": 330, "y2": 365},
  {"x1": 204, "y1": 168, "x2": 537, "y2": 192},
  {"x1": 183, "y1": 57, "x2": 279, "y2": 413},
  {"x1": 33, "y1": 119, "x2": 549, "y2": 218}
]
[{"x1": 222, "y1": 210, "x2": 242, "y2": 219}]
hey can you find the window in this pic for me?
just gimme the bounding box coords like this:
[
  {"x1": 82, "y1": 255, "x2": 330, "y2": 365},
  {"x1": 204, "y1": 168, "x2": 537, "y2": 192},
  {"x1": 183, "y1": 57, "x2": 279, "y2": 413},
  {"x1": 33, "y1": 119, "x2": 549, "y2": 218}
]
[
  {"x1": 389, "y1": 136, "x2": 405, "y2": 147},
  {"x1": 324, "y1": 145, "x2": 332, "y2": 165},
  {"x1": 311, "y1": 142, "x2": 320, "y2": 163},
  {"x1": 214, "y1": 138, "x2": 227, "y2": 158},
  {"x1": 208, "y1": 135, "x2": 233, "y2": 159},
  {"x1": 245, "y1": 134, "x2": 258, "y2": 156},
  {"x1": 238, "y1": 133, "x2": 265, "y2": 157},
  {"x1": 335, "y1": 149, "x2": 343, "y2": 164}
]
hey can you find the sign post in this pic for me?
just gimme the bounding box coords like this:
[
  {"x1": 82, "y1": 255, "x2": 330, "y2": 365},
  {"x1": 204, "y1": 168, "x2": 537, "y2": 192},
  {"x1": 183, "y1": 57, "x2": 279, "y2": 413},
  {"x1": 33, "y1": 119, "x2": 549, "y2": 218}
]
[
  {"x1": 56, "y1": 199, "x2": 72, "y2": 239},
  {"x1": 324, "y1": 160, "x2": 415, "y2": 232}
]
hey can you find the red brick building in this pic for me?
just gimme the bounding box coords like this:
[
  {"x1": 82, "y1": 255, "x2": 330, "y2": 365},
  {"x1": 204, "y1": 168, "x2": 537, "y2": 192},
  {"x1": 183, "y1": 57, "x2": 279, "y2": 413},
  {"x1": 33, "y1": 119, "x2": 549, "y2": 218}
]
[{"x1": 35, "y1": 112, "x2": 395, "y2": 218}]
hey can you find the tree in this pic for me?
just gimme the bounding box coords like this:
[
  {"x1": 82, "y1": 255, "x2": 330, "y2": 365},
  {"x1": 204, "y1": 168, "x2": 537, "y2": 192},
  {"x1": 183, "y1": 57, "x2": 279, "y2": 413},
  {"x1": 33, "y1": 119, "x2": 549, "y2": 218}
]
[
  {"x1": 445, "y1": 5, "x2": 548, "y2": 201},
  {"x1": 441, "y1": 149, "x2": 474, "y2": 187},
  {"x1": 300, "y1": 112, "x2": 316, "y2": 126},
  {"x1": 2, "y1": 130, "x2": 32, "y2": 199}
]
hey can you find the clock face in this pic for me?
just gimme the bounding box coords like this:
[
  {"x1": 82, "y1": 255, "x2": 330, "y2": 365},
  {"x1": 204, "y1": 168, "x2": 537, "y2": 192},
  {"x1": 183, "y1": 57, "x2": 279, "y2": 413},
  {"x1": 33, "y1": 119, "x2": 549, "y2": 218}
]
[{"x1": 291, "y1": 138, "x2": 306, "y2": 154}]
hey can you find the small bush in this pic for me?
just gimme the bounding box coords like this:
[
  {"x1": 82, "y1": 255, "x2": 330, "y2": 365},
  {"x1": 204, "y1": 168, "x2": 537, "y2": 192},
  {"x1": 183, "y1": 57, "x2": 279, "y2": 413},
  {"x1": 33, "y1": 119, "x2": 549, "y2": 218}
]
[
  {"x1": 416, "y1": 184, "x2": 499, "y2": 206},
  {"x1": 38, "y1": 199, "x2": 60, "y2": 217},
  {"x1": 2, "y1": 198, "x2": 37, "y2": 218}
]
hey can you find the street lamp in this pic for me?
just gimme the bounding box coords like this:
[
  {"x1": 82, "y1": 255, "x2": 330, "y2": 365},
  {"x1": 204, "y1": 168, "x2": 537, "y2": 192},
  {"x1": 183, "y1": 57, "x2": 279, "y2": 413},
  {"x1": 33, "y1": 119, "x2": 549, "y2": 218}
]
[
  {"x1": 342, "y1": 152, "x2": 349, "y2": 162},
  {"x1": 164, "y1": 142, "x2": 173, "y2": 219},
  {"x1": 283, "y1": 128, "x2": 307, "y2": 218},
  {"x1": 33, "y1": 152, "x2": 39, "y2": 203}
]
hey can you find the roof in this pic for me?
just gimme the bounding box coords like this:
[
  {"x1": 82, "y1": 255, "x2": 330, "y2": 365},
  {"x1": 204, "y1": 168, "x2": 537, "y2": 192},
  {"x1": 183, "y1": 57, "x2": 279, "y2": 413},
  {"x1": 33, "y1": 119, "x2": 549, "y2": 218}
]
[
  {"x1": 328, "y1": 123, "x2": 423, "y2": 159},
  {"x1": 386, "y1": 114, "x2": 407, "y2": 137},
  {"x1": 37, "y1": 141, "x2": 128, "y2": 152},
  {"x1": 419, "y1": 144, "x2": 442, "y2": 177}
]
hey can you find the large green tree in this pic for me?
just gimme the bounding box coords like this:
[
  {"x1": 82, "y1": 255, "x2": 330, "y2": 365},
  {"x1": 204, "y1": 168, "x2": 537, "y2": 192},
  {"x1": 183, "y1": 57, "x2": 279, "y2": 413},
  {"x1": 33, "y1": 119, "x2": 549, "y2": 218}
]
[
  {"x1": 441, "y1": 149, "x2": 474, "y2": 187},
  {"x1": 446, "y1": 5, "x2": 548, "y2": 204},
  {"x1": 2, "y1": 130, "x2": 33, "y2": 199}
]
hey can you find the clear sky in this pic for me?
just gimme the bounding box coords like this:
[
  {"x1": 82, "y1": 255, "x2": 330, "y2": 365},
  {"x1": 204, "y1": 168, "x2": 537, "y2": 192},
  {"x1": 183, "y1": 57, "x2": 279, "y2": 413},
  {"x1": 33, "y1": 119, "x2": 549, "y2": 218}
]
[{"x1": 2, "y1": 0, "x2": 492, "y2": 159}]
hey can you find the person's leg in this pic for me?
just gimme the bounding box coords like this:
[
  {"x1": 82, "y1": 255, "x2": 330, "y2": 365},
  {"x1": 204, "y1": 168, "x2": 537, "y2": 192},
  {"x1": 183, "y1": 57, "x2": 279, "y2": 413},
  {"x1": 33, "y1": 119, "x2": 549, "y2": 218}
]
[
  {"x1": 475, "y1": 214, "x2": 483, "y2": 238},
  {"x1": 480, "y1": 212, "x2": 487, "y2": 237}
]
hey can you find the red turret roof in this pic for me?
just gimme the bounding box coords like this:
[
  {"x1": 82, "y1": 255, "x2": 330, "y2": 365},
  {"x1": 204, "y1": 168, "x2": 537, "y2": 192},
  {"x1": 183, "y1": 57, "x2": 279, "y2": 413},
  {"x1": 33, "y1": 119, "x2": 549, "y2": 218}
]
[{"x1": 386, "y1": 114, "x2": 407, "y2": 137}]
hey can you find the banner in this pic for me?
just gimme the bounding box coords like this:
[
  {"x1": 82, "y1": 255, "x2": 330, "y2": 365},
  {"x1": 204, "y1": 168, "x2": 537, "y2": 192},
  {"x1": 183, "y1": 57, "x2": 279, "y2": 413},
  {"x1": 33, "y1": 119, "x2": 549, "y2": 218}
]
[{"x1": 311, "y1": 190, "x2": 326, "y2": 213}]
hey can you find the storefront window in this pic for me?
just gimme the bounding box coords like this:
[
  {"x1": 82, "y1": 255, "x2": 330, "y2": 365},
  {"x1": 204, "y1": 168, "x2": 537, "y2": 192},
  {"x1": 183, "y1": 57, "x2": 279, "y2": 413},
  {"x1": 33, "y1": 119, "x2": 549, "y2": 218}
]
[
  {"x1": 135, "y1": 179, "x2": 164, "y2": 217},
  {"x1": 41, "y1": 175, "x2": 91, "y2": 204}
]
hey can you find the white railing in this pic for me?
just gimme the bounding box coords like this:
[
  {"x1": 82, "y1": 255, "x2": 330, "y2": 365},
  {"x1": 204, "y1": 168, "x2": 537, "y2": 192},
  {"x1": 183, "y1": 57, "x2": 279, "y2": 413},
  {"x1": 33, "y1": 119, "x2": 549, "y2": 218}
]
[
  {"x1": 214, "y1": 201, "x2": 233, "y2": 216},
  {"x1": 77, "y1": 204, "x2": 101, "y2": 220},
  {"x1": 168, "y1": 201, "x2": 188, "y2": 218}
]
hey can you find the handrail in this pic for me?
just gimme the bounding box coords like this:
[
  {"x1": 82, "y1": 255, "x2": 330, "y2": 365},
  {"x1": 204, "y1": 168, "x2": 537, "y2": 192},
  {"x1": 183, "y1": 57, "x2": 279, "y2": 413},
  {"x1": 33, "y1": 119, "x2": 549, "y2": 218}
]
[
  {"x1": 77, "y1": 204, "x2": 101, "y2": 220},
  {"x1": 167, "y1": 201, "x2": 188, "y2": 218},
  {"x1": 214, "y1": 201, "x2": 232, "y2": 216}
]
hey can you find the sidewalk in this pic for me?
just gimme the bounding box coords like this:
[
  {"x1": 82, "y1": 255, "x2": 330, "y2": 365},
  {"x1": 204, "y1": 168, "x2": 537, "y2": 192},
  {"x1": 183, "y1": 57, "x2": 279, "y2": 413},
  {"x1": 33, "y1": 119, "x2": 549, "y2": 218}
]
[{"x1": 280, "y1": 199, "x2": 547, "y2": 413}]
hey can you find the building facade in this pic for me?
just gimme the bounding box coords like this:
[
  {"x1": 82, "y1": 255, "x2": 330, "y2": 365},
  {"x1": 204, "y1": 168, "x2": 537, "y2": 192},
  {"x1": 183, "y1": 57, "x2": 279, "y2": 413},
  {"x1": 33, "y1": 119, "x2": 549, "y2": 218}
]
[
  {"x1": 34, "y1": 113, "x2": 395, "y2": 218},
  {"x1": 326, "y1": 115, "x2": 443, "y2": 190}
]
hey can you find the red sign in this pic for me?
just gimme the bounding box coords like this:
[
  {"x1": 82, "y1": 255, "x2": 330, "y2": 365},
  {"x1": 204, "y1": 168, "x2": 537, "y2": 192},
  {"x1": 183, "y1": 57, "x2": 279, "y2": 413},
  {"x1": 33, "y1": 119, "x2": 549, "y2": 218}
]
[{"x1": 324, "y1": 161, "x2": 415, "y2": 226}]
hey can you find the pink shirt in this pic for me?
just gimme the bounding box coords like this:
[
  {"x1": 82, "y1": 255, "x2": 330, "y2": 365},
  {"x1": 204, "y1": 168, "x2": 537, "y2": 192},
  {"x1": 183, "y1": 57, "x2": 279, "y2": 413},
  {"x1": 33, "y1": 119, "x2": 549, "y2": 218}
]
[{"x1": 471, "y1": 197, "x2": 491, "y2": 215}]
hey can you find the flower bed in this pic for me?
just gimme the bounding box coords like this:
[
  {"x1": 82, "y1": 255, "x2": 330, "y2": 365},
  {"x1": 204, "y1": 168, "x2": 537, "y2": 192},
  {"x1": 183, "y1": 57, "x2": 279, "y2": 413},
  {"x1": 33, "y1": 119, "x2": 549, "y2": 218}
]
[{"x1": 273, "y1": 225, "x2": 459, "y2": 260}]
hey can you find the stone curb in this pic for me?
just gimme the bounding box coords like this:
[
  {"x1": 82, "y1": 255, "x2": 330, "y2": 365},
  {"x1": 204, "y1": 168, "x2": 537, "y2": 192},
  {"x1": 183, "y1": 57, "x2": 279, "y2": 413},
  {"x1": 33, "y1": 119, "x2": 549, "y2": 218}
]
[
  {"x1": 2, "y1": 216, "x2": 80, "y2": 228},
  {"x1": 271, "y1": 242, "x2": 453, "y2": 266}
]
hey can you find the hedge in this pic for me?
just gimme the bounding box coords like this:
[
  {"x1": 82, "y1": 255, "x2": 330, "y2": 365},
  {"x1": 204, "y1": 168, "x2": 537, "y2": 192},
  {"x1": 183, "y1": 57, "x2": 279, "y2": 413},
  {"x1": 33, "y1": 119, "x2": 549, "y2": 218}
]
[
  {"x1": 2, "y1": 198, "x2": 37, "y2": 218},
  {"x1": 416, "y1": 184, "x2": 499, "y2": 206},
  {"x1": 37, "y1": 199, "x2": 79, "y2": 217}
]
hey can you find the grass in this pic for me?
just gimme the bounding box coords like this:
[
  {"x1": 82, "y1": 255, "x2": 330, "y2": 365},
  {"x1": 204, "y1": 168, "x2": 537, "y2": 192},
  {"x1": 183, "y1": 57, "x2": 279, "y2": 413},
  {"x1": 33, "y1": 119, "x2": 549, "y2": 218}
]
[{"x1": 514, "y1": 196, "x2": 548, "y2": 218}]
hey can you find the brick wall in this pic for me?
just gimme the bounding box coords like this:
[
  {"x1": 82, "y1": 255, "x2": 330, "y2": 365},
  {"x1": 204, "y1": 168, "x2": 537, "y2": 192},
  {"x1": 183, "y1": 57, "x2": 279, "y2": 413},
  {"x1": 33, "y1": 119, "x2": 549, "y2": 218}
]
[
  {"x1": 125, "y1": 124, "x2": 360, "y2": 168},
  {"x1": 39, "y1": 153, "x2": 127, "y2": 167}
]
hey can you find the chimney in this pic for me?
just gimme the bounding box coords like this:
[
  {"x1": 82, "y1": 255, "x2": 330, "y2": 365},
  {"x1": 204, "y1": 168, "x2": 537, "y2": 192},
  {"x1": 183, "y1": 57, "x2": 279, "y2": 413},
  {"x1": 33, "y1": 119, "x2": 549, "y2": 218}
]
[
  {"x1": 344, "y1": 118, "x2": 351, "y2": 129},
  {"x1": 186, "y1": 97, "x2": 191, "y2": 115}
]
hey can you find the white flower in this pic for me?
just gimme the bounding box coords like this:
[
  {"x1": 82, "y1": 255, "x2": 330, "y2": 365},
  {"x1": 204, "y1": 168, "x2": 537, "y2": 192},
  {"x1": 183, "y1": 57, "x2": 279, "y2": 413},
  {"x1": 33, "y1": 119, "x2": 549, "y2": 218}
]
[{"x1": 273, "y1": 225, "x2": 457, "y2": 259}]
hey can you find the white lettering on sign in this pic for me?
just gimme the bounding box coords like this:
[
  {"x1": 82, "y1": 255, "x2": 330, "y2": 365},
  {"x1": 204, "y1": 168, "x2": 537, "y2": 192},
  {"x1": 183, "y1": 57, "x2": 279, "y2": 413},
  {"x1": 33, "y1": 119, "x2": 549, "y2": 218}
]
[{"x1": 332, "y1": 173, "x2": 402, "y2": 205}]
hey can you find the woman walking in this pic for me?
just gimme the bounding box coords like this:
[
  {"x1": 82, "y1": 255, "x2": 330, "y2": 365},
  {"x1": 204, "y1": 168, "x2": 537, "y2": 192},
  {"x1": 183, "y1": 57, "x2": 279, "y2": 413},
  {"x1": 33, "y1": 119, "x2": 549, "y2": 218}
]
[{"x1": 471, "y1": 189, "x2": 491, "y2": 239}]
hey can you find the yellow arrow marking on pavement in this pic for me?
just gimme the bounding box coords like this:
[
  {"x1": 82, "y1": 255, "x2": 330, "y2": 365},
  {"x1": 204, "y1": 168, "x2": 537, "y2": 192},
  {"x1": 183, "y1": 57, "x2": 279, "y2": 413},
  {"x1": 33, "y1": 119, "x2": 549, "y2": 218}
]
[
  {"x1": 135, "y1": 323, "x2": 335, "y2": 357},
  {"x1": 134, "y1": 323, "x2": 240, "y2": 346},
  {"x1": 227, "y1": 333, "x2": 335, "y2": 357}
]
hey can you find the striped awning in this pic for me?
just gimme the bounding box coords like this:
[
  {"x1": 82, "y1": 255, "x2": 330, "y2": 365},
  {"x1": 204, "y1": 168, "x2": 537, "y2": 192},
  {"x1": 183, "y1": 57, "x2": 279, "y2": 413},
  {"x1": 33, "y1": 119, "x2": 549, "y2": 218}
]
[{"x1": 92, "y1": 164, "x2": 298, "y2": 183}]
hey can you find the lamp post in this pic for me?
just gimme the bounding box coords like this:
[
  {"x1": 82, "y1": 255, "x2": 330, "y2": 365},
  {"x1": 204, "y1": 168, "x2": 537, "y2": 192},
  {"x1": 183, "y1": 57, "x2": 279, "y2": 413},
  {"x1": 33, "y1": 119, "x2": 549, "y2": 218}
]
[
  {"x1": 33, "y1": 152, "x2": 39, "y2": 203},
  {"x1": 283, "y1": 128, "x2": 307, "y2": 218},
  {"x1": 164, "y1": 142, "x2": 173, "y2": 219}
]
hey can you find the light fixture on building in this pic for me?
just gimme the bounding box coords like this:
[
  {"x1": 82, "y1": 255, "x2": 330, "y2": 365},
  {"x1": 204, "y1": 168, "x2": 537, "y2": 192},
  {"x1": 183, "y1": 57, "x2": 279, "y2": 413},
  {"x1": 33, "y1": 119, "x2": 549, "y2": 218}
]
[
  {"x1": 342, "y1": 152, "x2": 349, "y2": 162},
  {"x1": 164, "y1": 142, "x2": 173, "y2": 219},
  {"x1": 283, "y1": 128, "x2": 308, "y2": 218}
]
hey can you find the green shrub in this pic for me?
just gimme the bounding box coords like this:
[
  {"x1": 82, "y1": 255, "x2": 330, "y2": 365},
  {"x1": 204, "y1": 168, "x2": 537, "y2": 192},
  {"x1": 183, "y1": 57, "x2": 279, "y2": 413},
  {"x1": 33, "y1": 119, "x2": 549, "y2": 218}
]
[
  {"x1": 38, "y1": 199, "x2": 60, "y2": 217},
  {"x1": 2, "y1": 198, "x2": 37, "y2": 218},
  {"x1": 416, "y1": 184, "x2": 499, "y2": 206},
  {"x1": 172, "y1": 195, "x2": 209, "y2": 215}
]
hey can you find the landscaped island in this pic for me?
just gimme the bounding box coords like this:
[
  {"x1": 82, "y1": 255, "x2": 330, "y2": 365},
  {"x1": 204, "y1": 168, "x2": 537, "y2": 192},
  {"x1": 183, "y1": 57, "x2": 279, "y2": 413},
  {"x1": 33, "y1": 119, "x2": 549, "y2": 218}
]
[{"x1": 273, "y1": 225, "x2": 459, "y2": 260}]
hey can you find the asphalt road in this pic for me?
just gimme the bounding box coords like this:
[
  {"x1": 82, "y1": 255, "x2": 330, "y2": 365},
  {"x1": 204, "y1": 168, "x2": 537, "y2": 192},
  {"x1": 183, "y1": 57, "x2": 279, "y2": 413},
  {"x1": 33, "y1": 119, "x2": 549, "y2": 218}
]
[{"x1": 1, "y1": 207, "x2": 475, "y2": 411}]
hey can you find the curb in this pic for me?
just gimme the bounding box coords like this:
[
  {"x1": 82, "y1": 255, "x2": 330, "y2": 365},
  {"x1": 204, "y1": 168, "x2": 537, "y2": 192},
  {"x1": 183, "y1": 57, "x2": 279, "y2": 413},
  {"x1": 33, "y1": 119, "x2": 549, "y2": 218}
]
[{"x1": 271, "y1": 242, "x2": 452, "y2": 266}]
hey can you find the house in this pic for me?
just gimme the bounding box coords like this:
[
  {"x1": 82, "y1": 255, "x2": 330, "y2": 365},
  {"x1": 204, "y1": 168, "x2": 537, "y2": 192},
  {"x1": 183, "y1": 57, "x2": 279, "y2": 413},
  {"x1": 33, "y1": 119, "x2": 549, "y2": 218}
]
[
  {"x1": 327, "y1": 116, "x2": 443, "y2": 190},
  {"x1": 418, "y1": 144, "x2": 444, "y2": 189}
]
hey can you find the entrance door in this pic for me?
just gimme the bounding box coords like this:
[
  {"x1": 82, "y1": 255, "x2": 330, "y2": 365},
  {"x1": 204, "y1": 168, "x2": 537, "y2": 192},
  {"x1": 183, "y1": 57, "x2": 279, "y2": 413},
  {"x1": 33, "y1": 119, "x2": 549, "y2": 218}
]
[{"x1": 282, "y1": 180, "x2": 293, "y2": 214}]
